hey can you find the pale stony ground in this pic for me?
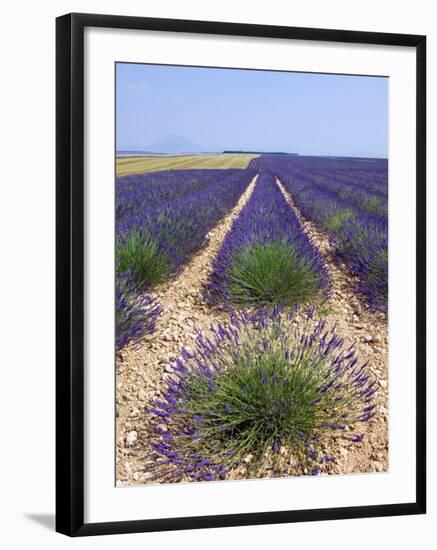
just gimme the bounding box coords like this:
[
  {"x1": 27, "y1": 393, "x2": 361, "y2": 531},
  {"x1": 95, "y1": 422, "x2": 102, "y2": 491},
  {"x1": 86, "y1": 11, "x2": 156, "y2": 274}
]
[{"x1": 116, "y1": 174, "x2": 388, "y2": 486}]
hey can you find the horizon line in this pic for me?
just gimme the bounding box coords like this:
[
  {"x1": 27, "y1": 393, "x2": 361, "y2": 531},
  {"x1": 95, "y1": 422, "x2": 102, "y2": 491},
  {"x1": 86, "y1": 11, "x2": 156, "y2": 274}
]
[{"x1": 116, "y1": 149, "x2": 388, "y2": 160}]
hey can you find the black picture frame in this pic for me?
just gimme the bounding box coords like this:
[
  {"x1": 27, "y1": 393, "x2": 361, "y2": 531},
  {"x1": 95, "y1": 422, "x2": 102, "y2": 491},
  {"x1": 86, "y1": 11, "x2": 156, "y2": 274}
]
[{"x1": 56, "y1": 12, "x2": 426, "y2": 537}]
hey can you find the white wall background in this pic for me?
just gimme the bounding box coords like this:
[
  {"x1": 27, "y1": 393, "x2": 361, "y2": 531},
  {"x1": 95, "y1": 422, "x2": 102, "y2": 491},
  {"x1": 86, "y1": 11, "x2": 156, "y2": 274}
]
[{"x1": 0, "y1": 0, "x2": 434, "y2": 547}]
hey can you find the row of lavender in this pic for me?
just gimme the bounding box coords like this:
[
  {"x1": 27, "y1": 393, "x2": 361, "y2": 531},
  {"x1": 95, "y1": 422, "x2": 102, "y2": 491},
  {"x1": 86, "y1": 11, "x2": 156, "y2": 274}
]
[
  {"x1": 307, "y1": 168, "x2": 387, "y2": 198},
  {"x1": 116, "y1": 169, "x2": 255, "y2": 349},
  {"x1": 207, "y1": 171, "x2": 329, "y2": 307},
  {"x1": 283, "y1": 168, "x2": 388, "y2": 217},
  {"x1": 116, "y1": 169, "x2": 241, "y2": 223},
  {"x1": 249, "y1": 156, "x2": 388, "y2": 311},
  {"x1": 150, "y1": 307, "x2": 376, "y2": 481},
  {"x1": 250, "y1": 156, "x2": 387, "y2": 216}
]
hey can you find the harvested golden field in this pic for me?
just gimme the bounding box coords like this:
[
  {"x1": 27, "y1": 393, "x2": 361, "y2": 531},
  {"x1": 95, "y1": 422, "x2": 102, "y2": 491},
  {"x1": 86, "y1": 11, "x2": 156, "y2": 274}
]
[{"x1": 116, "y1": 153, "x2": 258, "y2": 176}]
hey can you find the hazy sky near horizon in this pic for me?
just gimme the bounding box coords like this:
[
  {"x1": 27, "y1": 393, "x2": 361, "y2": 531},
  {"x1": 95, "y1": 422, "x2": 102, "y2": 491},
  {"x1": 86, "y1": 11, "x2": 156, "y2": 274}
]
[{"x1": 116, "y1": 63, "x2": 388, "y2": 158}]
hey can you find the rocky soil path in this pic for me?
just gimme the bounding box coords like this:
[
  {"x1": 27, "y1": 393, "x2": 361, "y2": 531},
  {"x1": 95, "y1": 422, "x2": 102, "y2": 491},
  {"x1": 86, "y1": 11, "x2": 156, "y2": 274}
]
[
  {"x1": 276, "y1": 178, "x2": 388, "y2": 476},
  {"x1": 116, "y1": 175, "x2": 258, "y2": 485}
]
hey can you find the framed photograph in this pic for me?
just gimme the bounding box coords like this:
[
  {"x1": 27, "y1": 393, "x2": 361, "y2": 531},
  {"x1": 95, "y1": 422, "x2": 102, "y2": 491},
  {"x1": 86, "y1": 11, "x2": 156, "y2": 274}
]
[{"x1": 56, "y1": 12, "x2": 426, "y2": 536}]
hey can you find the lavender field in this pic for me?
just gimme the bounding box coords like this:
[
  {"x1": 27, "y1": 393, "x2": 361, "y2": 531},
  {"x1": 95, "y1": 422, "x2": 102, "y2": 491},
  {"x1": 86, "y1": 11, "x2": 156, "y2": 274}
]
[{"x1": 115, "y1": 154, "x2": 388, "y2": 486}]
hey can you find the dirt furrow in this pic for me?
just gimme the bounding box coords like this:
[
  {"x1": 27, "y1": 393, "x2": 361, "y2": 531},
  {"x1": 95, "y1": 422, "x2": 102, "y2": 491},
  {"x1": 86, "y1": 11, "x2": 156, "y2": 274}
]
[
  {"x1": 116, "y1": 175, "x2": 258, "y2": 485},
  {"x1": 276, "y1": 177, "x2": 389, "y2": 476}
]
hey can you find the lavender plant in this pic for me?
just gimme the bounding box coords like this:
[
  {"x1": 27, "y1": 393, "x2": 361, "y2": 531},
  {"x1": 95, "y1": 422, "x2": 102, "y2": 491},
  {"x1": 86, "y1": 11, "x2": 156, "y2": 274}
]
[
  {"x1": 150, "y1": 307, "x2": 376, "y2": 481},
  {"x1": 115, "y1": 272, "x2": 161, "y2": 350},
  {"x1": 333, "y1": 215, "x2": 388, "y2": 310},
  {"x1": 116, "y1": 231, "x2": 172, "y2": 288},
  {"x1": 207, "y1": 171, "x2": 329, "y2": 307}
]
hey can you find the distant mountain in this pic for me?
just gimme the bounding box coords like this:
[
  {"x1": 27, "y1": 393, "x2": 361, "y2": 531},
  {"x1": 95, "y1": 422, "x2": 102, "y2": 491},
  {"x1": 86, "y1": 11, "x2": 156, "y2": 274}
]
[{"x1": 123, "y1": 135, "x2": 215, "y2": 154}]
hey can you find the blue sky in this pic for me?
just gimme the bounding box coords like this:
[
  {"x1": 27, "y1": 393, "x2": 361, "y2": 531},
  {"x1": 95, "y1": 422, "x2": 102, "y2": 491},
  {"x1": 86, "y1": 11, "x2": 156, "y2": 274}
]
[{"x1": 116, "y1": 63, "x2": 388, "y2": 158}]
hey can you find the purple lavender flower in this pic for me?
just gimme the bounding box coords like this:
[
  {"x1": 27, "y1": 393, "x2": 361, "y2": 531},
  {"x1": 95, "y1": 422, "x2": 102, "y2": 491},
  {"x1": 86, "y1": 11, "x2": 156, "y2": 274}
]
[
  {"x1": 115, "y1": 271, "x2": 161, "y2": 350},
  {"x1": 149, "y1": 308, "x2": 375, "y2": 482}
]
